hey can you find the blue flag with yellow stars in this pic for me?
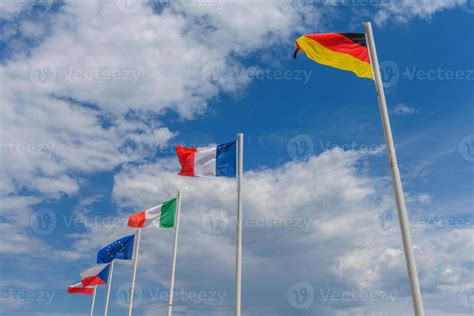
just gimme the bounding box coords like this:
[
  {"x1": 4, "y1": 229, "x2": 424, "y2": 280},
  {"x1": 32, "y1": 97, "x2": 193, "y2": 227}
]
[{"x1": 97, "y1": 234, "x2": 135, "y2": 263}]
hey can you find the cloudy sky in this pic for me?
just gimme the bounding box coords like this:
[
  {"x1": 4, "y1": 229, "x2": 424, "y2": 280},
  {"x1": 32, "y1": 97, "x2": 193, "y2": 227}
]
[{"x1": 0, "y1": 0, "x2": 473, "y2": 315}]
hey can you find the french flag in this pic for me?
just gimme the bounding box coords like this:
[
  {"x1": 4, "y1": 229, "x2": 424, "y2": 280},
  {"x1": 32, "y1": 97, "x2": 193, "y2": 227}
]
[
  {"x1": 80, "y1": 264, "x2": 110, "y2": 287},
  {"x1": 176, "y1": 142, "x2": 236, "y2": 177}
]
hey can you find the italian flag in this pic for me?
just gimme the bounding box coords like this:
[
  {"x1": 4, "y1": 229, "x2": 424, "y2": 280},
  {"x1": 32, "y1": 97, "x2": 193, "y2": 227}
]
[{"x1": 128, "y1": 198, "x2": 177, "y2": 228}]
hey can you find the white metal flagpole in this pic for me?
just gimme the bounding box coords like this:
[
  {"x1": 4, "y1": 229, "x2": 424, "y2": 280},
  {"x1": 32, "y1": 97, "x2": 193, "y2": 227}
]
[
  {"x1": 128, "y1": 228, "x2": 142, "y2": 316},
  {"x1": 167, "y1": 191, "x2": 182, "y2": 316},
  {"x1": 104, "y1": 260, "x2": 115, "y2": 316},
  {"x1": 235, "y1": 133, "x2": 244, "y2": 316},
  {"x1": 364, "y1": 21, "x2": 425, "y2": 316},
  {"x1": 90, "y1": 286, "x2": 97, "y2": 316}
]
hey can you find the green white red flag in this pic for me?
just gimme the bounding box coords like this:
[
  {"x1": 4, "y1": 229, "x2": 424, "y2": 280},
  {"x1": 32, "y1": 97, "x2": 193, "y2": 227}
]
[{"x1": 128, "y1": 198, "x2": 177, "y2": 228}]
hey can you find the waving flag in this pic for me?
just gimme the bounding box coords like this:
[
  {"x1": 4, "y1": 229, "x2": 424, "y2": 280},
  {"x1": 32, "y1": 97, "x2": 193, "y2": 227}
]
[
  {"x1": 128, "y1": 197, "x2": 177, "y2": 228},
  {"x1": 80, "y1": 264, "x2": 110, "y2": 287},
  {"x1": 67, "y1": 282, "x2": 94, "y2": 295},
  {"x1": 294, "y1": 33, "x2": 373, "y2": 79},
  {"x1": 176, "y1": 141, "x2": 236, "y2": 177},
  {"x1": 97, "y1": 235, "x2": 134, "y2": 264}
]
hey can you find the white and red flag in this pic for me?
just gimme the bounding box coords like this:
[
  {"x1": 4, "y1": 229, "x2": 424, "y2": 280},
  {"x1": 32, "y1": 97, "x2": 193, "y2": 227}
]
[
  {"x1": 80, "y1": 264, "x2": 110, "y2": 287},
  {"x1": 67, "y1": 282, "x2": 94, "y2": 295}
]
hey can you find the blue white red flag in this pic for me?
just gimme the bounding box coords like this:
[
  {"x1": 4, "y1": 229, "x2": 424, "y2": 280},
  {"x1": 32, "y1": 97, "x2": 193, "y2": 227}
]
[
  {"x1": 176, "y1": 141, "x2": 236, "y2": 177},
  {"x1": 80, "y1": 264, "x2": 110, "y2": 286}
]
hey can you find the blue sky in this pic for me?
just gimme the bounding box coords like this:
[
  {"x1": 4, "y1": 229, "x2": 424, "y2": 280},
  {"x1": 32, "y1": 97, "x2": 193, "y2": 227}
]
[{"x1": 0, "y1": 1, "x2": 473, "y2": 315}]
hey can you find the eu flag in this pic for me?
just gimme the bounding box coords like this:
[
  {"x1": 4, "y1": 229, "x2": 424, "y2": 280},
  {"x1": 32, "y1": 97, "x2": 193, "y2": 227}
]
[{"x1": 97, "y1": 234, "x2": 135, "y2": 263}]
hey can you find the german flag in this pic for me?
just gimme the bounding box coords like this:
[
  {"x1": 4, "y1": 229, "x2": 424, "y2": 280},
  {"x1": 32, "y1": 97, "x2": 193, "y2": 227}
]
[{"x1": 294, "y1": 33, "x2": 374, "y2": 79}]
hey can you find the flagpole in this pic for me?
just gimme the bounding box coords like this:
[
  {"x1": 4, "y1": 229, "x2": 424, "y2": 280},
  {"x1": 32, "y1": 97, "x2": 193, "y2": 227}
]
[
  {"x1": 235, "y1": 133, "x2": 243, "y2": 316},
  {"x1": 167, "y1": 191, "x2": 182, "y2": 316},
  {"x1": 364, "y1": 21, "x2": 424, "y2": 316},
  {"x1": 128, "y1": 229, "x2": 142, "y2": 316},
  {"x1": 90, "y1": 286, "x2": 97, "y2": 316},
  {"x1": 104, "y1": 260, "x2": 115, "y2": 316}
]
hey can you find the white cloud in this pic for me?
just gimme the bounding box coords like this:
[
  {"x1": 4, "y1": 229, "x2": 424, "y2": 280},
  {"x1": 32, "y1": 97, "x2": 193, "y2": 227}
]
[
  {"x1": 0, "y1": 4, "x2": 323, "y2": 309},
  {"x1": 0, "y1": 2, "x2": 471, "y2": 315},
  {"x1": 391, "y1": 104, "x2": 416, "y2": 115},
  {"x1": 375, "y1": 0, "x2": 466, "y2": 25},
  {"x1": 0, "y1": 0, "x2": 320, "y2": 200},
  {"x1": 102, "y1": 148, "x2": 474, "y2": 314}
]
